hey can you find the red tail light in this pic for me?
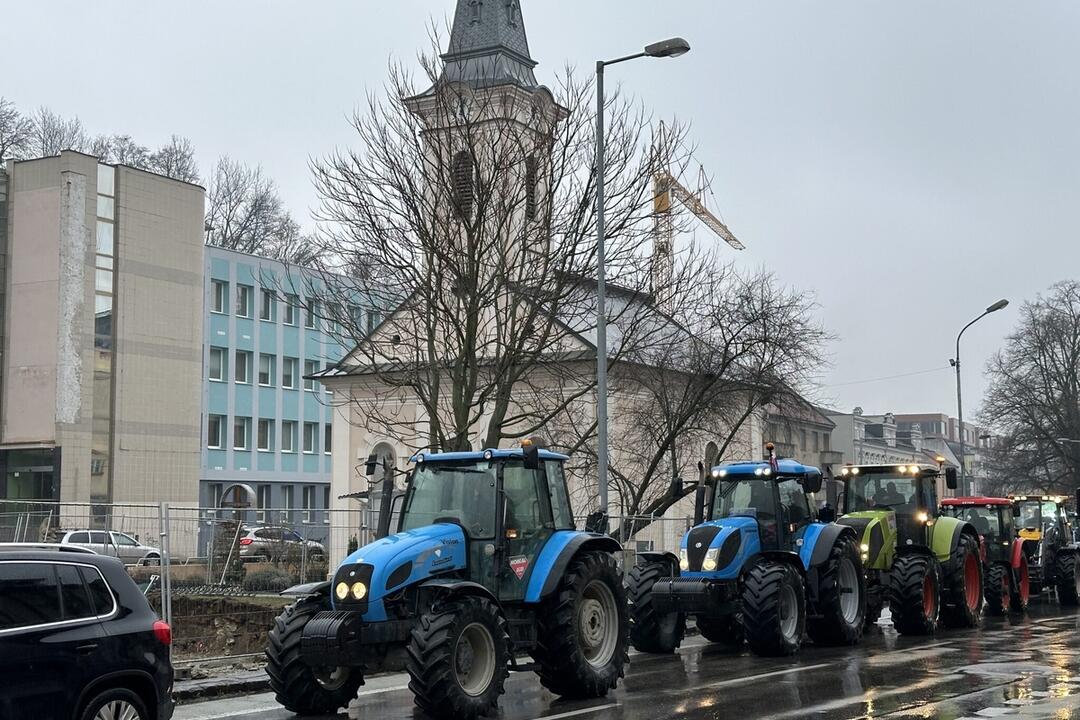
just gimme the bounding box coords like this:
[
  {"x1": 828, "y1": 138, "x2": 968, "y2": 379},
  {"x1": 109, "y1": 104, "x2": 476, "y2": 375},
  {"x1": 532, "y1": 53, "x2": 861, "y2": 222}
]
[
  {"x1": 153, "y1": 620, "x2": 172, "y2": 646},
  {"x1": 239, "y1": 538, "x2": 253, "y2": 546}
]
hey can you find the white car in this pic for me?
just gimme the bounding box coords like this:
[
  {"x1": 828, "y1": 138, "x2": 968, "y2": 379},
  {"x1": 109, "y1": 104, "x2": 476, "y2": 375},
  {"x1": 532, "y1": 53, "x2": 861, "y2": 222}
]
[{"x1": 58, "y1": 529, "x2": 163, "y2": 565}]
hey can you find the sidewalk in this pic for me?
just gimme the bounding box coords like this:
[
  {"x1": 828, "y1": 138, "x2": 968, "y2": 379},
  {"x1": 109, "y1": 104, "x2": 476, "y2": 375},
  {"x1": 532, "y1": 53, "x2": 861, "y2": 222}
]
[{"x1": 175, "y1": 668, "x2": 269, "y2": 704}]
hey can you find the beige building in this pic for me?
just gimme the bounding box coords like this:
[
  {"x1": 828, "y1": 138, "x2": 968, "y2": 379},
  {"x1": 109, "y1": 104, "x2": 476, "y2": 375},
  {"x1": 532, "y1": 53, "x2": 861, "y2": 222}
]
[{"x1": 0, "y1": 151, "x2": 205, "y2": 514}]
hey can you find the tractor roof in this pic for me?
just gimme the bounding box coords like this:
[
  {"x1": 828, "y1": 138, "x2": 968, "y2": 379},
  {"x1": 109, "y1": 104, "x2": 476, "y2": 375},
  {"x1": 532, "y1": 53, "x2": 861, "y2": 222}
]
[
  {"x1": 839, "y1": 464, "x2": 936, "y2": 477},
  {"x1": 712, "y1": 458, "x2": 820, "y2": 478},
  {"x1": 941, "y1": 496, "x2": 1012, "y2": 507},
  {"x1": 1010, "y1": 494, "x2": 1070, "y2": 505},
  {"x1": 410, "y1": 448, "x2": 569, "y2": 464}
]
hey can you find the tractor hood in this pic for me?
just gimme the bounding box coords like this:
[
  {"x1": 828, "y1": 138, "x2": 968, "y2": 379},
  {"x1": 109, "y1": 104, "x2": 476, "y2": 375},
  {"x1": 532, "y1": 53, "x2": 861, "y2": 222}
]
[
  {"x1": 332, "y1": 523, "x2": 468, "y2": 621},
  {"x1": 838, "y1": 511, "x2": 895, "y2": 570},
  {"x1": 680, "y1": 516, "x2": 761, "y2": 580}
]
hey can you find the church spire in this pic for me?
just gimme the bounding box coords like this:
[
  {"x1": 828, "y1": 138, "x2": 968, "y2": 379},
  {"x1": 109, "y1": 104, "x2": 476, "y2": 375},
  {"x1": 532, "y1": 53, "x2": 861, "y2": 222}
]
[{"x1": 440, "y1": 0, "x2": 538, "y2": 90}]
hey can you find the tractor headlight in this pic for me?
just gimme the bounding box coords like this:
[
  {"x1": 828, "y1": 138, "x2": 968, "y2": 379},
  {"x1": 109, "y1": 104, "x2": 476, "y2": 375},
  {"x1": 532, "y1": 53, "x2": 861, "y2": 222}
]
[
  {"x1": 703, "y1": 548, "x2": 720, "y2": 572},
  {"x1": 351, "y1": 582, "x2": 367, "y2": 600},
  {"x1": 860, "y1": 543, "x2": 870, "y2": 553},
  {"x1": 679, "y1": 549, "x2": 689, "y2": 572},
  {"x1": 335, "y1": 582, "x2": 349, "y2": 601},
  {"x1": 916, "y1": 511, "x2": 929, "y2": 524}
]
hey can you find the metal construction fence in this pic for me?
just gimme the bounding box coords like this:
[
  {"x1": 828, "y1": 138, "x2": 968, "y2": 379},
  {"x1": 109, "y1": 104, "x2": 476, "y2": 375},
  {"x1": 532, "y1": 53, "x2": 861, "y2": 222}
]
[{"x1": 0, "y1": 500, "x2": 690, "y2": 663}]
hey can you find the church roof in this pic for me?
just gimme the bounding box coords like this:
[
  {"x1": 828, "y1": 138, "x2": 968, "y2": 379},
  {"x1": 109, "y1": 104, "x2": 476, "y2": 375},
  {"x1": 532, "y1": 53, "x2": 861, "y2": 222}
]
[{"x1": 439, "y1": 0, "x2": 539, "y2": 90}]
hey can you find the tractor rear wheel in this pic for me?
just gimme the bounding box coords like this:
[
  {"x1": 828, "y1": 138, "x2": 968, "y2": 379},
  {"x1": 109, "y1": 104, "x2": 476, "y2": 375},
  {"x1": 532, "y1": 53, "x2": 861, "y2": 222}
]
[
  {"x1": 1056, "y1": 553, "x2": 1080, "y2": 606},
  {"x1": 406, "y1": 595, "x2": 510, "y2": 720},
  {"x1": 742, "y1": 561, "x2": 806, "y2": 657},
  {"x1": 807, "y1": 537, "x2": 866, "y2": 646},
  {"x1": 941, "y1": 533, "x2": 983, "y2": 629},
  {"x1": 1010, "y1": 556, "x2": 1030, "y2": 612},
  {"x1": 696, "y1": 615, "x2": 744, "y2": 646},
  {"x1": 984, "y1": 563, "x2": 1011, "y2": 616},
  {"x1": 888, "y1": 553, "x2": 942, "y2": 636},
  {"x1": 627, "y1": 560, "x2": 685, "y2": 654},
  {"x1": 265, "y1": 598, "x2": 364, "y2": 715},
  {"x1": 533, "y1": 552, "x2": 629, "y2": 698}
]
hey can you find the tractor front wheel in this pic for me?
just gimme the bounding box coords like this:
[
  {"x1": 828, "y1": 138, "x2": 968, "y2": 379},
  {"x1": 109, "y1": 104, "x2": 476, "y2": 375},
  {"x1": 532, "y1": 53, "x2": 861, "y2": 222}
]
[
  {"x1": 742, "y1": 561, "x2": 806, "y2": 657},
  {"x1": 533, "y1": 552, "x2": 629, "y2": 698},
  {"x1": 888, "y1": 554, "x2": 942, "y2": 635},
  {"x1": 265, "y1": 599, "x2": 364, "y2": 715},
  {"x1": 984, "y1": 563, "x2": 1011, "y2": 616},
  {"x1": 1010, "y1": 556, "x2": 1030, "y2": 612},
  {"x1": 807, "y1": 537, "x2": 866, "y2": 646},
  {"x1": 695, "y1": 615, "x2": 744, "y2": 647},
  {"x1": 1056, "y1": 553, "x2": 1080, "y2": 606},
  {"x1": 406, "y1": 595, "x2": 510, "y2": 720},
  {"x1": 941, "y1": 533, "x2": 983, "y2": 629},
  {"x1": 627, "y1": 560, "x2": 686, "y2": 654}
]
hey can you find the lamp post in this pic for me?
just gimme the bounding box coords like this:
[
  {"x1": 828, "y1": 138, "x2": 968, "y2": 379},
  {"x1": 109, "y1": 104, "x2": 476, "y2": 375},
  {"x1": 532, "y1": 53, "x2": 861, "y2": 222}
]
[
  {"x1": 952, "y1": 299, "x2": 1009, "y2": 495},
  {"x1": 595, "y1": 37, "x2": 690, "y2": 518}
]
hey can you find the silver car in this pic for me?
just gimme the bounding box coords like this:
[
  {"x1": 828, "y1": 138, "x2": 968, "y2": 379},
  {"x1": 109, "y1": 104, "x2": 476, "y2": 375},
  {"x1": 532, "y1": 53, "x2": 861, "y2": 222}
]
[
  {"x1": 238, "y1": 526, "x2": 326, "y2": 562},
  {"x1": 58, "y1": 529, "x2": 163, "y2": 565}
]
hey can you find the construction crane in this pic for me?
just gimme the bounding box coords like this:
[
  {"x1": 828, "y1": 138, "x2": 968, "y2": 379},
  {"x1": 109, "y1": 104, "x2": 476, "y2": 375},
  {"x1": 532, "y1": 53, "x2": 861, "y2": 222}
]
[{"x1": 652, "y1": 154, "x2": 745, "y2": 311}]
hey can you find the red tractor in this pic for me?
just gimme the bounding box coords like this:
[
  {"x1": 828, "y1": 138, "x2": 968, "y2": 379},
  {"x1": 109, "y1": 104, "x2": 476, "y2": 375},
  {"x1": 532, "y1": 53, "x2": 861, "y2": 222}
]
[{"x1": 940, "y1": 497, "x2": 1030, "y2": 615}]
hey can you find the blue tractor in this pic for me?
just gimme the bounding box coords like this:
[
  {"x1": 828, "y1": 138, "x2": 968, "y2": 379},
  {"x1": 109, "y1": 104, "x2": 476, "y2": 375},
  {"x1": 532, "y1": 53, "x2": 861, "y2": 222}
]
[
  {"x1": 264, "y1": 444, "x2": 628, "y2": 719},
  {"x1": 627, "y1": 453, "x2": 866, "y2": 656}
]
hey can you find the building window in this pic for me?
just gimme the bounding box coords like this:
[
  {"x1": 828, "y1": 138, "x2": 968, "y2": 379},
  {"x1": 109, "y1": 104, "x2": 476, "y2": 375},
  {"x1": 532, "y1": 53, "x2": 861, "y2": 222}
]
[
  {"x1": 349, "y1": 304, "x2": 363, "y2": 331},
  {"x1": 260, "y1": 289, "x2": 276, "y2": 322},
  {"x1": 210, "y1": 483, "x2": 223, "y2": 510},
  {"x1": 800, "y1": 430, "x2": 807, "y2": 451},
  {"x1": 257, "y1": 485, "x2": 271, "y2": 523},
  {"x1": 259, "y1": 354, "x2": 276, "y2": 386},
  {"x1": 235, "y1": 351, "x2": 252, "y2": 384},
  {"x1": 367, "y1": 312, "x2": 381, "y2": 335},
  {"x1": 304, "y1": 299, "x2": 320, "y2": 329},
  {"x1": 525, "y1": 155, "x2": 538, "y2": 221},
  {"x1": 325, "y1": 303, "x2": 341, "y2": 334},
  {"x1": 207, "y1": 415, "x2": 225, "y2": 449},
  {"x1": 282, "y1": 357, "x2": 298, "y2": 389},
  {"x1": 324, "y1": 424, "x2": 332, "y2": 454},
  {"x1": 452, "y1": 150, "x2": 475, "y2": 220},
  {"x1": 284, "y1": 295, "x2": 299, "y2": 326},
  {"x1": 303, "y1": 423, "x2": 317, "y2": 454},
  {"x1": 323, "y1": 486, "x2": 331, "y2": 523},
  {"x1": 209, "y1": 347, "x2": 227, "y2": 382},
  {"x1": 234, "y1": 417, "x2": 251, "y2": 451},
  {"x1": 282, "y1": 486, "x2": 294, "y2": 523},
  {"x1": 304, "y1": 360, "x2": 319, "y2": 392},
  {"x1": 823, "y1": 433, "x2": 831, "y2": 451},
  {"x1": 211, "y1": 280, "x2": 228, "y2": 314},
  {"x1": 282, "y1": 421, "x2": 297, "y2": 454},
  {"x1": 303, "y1": 485, "x2": 315, "y2": 523},
  {"x1": 236, "y1": 285, "x2": 253, "y2": 318},
  {"x1": 257, "y1": 419, "x2": 275, "y2": 452},
  {"x1": 812, "y1": 432, "x2": 820, "y2": 452}
]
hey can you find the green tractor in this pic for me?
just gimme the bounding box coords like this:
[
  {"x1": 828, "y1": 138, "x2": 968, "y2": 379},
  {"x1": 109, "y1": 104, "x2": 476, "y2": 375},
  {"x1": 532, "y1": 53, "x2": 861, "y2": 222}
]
[{"x1": 834, "y1": 463, "x2": 983, "y2": 634}]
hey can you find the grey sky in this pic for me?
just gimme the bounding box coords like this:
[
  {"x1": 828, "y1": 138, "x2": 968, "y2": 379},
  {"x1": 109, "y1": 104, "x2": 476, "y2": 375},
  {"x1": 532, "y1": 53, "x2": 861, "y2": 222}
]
[{"x1": 5, "y1": 1, "x2": 1078, "y2": 418}]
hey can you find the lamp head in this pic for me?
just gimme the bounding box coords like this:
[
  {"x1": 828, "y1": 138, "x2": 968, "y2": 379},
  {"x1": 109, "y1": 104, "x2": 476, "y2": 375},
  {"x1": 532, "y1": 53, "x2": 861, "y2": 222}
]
[
  {"x1": 645, "y1": 38, "x2": 691, "y2": 58},
  {"x1": 986, "y1": 299, "x2": 1009, "y2": 314}
]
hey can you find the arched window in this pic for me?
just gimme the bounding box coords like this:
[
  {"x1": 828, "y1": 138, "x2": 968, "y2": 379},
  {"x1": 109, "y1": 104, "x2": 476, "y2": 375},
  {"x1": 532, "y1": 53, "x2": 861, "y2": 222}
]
[
  {"x1": 469, "y1": 0, "x2": 483, "y2": 24},
  {"x1": 525, "y1": 155, "x2": 538, "y2": 221},
  {"x1": 452, "y1": 151, "x2": 475, "y2": 220}
]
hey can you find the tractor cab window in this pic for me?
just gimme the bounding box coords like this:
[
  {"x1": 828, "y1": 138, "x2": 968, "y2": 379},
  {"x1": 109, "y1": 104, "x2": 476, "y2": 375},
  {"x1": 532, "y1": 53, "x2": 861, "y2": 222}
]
[
  {"x1": 1017, "y1": 502, "x2": 1056, "y2": 533},
  {"x1": 715, "y1": 479, "x2": 779, "y2": 545},
  {"x1": 402, "y1": 462, "x2": 497, "y2": 539},
  {"x1": 502, "y1": 463, "x2": 553, "y2": 535},
  {"x1": 778, "y1": 478, "x2": 812, "y2": 526},
  {"x1": 544, "y1": 462, "x2": 575, "y2": 530},
  {"x1": 947, "y1": 506, "x2": 1002, "y2": 543},
  {"x1": 847, "y1": 474, "x2": 918, "y2": 514}
]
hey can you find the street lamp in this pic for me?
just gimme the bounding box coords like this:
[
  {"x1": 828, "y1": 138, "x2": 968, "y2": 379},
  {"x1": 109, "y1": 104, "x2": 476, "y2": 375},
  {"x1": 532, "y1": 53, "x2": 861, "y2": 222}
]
[
  {"x1": 952, "y1": 299, "x2": 1009, "y2": 495},
  {"x1": 595, "y1": 37, "x2": 691, "y2": 518}
]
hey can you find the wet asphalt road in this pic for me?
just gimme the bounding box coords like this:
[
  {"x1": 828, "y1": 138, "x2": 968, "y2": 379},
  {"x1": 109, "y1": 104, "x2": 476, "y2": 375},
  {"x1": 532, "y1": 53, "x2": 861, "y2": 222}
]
[{"x1": 176, "y1": 598, "x2": 1080, "y2": 720}]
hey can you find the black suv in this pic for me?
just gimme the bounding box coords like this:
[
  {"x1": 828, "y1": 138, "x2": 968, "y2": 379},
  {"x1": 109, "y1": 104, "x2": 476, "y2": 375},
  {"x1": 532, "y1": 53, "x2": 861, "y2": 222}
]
[{"x1": 0, "y1": 550, "x2": 173, "y2": 720}]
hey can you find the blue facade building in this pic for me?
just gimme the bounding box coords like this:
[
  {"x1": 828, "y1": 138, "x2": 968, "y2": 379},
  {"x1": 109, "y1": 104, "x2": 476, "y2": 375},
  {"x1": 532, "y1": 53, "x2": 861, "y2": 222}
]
[{"x1": 200, "y1": 246, "x2": 375, "y2": 538}]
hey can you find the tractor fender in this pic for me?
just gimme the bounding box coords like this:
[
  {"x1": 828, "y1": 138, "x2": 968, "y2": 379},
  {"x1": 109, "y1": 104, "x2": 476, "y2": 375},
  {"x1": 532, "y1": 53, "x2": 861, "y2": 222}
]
[
  {"x1": 805, "y1": 523, "x2": 857, "y2": 569},
  {"x1": 637, "y1": 551, "x2": 680, "y2": 574},
  {"x1": 280, "y1": 580, "x2": 332, "y2": 599},
  {"x1": 743, "y1": 550, "x2": 806, "y2": 579},
  {"x1": 526, "y1": 531, "x2": 621, "y2": 603},
  {"x1": 1011, "y1": 539, "x2": 1027, "y2": 570},
  {"x1": 418, "y1": 578, "x2": 499, "y2": 604}
]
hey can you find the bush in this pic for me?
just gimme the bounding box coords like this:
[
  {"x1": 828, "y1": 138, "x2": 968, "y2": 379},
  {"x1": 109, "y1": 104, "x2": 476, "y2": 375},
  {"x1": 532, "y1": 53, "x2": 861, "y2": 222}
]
[{"x1": 242, "y1": 566, "x2": 294, "y2": 593}]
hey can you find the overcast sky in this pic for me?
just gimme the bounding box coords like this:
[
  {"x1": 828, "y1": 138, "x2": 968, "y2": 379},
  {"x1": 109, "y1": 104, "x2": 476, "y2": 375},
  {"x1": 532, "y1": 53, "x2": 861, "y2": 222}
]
[{"x1": 6, "y1": 1, "x2": 1078, "y2": 419}]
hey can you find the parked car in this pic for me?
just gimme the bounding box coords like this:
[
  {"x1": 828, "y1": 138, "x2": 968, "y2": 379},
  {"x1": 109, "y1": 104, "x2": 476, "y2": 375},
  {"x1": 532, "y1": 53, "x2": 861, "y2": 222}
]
[
  {"x1": 0, "y1": 550, "x2": 173, "y2": 720},
  {"x1": 237, "y1": 526, "x2": 325, "y2": 562},
  {"x1": 0, "y1": 543, "x2": 97, "y2": 555},
  {"x1": 58, "y1": 530, "x2": 163, "y2": 565}
]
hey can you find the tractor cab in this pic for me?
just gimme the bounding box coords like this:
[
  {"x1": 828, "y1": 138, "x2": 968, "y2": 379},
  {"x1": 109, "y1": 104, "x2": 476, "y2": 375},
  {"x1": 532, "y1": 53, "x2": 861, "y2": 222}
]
[
  {"x1": 839, "y1": 464, "x2": 955, "y2": 554},
  {"x1": 1010, "y1": 494, "x2": 1079, "y2": 600},
  {"x1": 1011, "y1": 495, "x2": 1073, "y2": 545},
  {"x1": 940, "y1": 498, "x2": 1016, "y2": 564}
]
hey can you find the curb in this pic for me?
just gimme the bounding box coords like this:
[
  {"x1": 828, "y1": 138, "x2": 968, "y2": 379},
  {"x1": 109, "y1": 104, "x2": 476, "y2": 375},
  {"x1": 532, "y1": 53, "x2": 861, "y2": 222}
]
[{"x1": 174, "y1": 674, "x2": 270, "y2": 704}]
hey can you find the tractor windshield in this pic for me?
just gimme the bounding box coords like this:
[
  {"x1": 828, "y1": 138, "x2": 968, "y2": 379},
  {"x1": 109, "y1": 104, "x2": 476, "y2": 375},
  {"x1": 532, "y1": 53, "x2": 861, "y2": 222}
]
[
  {"x1": 714, "y1": 479, "x2": 778, "y2": 521},
  {"x1": 944, "y1": 506, "x2": 1004, "y2": 544},
  {"x1": 401, "y1": 462, "x2": 498, "y2": 539},
  {"x1": 1018, "y1": 502, "x2": 1058, "y2": 532},
  {"x1": 846, "y1": 473, "x2": 922, "y2": 514}
]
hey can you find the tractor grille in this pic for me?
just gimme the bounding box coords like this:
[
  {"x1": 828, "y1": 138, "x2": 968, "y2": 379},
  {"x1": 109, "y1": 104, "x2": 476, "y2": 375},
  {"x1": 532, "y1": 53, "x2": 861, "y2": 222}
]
[
  {"x1": 686, "y1": 526, "x2": 723, "y2": 571},
  {"x1": 716, "y1": 531, "x2": 742, "y2": 569}
]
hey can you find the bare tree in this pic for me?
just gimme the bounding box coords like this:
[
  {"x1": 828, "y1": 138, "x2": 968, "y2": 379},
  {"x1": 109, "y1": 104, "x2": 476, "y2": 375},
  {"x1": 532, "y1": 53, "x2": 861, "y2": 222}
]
[
  {"x1": 981, "y1": 280, "x2": 1080, "y2": 495},
  {"x1": 148, "y1": 135, "x2": 199, "y2": 183},
  {"x1": 110, "y1": 135, "x2": 152, "y2": 167},
  {"x1": 0, "y1": 97, "x2": 32, "y2": 160},
  {"x1": 28, "y1": 106, "x2": 86, "y2": 157}
]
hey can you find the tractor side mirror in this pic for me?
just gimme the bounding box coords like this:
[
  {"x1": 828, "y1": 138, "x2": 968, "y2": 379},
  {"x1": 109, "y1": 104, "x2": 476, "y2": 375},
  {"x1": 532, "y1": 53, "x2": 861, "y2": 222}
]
[
  {"x1": 523, "y1": 443, "x2": 540, "y2": 471},
  {"x1": 672, "y1": 475, "x2": 684, "y2": 497},
  {"x1": 693, "y1": 483, "x2": 707, "y2": 526},
  {"x1": 945, "y1": 467, "x2": 959, "y2": 491},
  {"x1": 804, "y1": 473, "x2": 823, "y2": 495},
  {"x1": 825, "y1": 479, "x2": 839, "y2": 510},
  {"x1": 584, "y1": 511, "x2": 608, "y2": 535},
  {"x1": 365, "y1": 453, "x2": 379, "y2": 476},
  {"x1": 818, "y1": 506, "x2": 836, "y2": 524}
]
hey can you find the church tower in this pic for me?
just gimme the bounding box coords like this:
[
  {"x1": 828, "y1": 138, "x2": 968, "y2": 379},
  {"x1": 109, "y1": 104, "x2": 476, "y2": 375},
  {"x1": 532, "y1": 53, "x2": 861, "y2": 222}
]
[{"x1": 440, "y1": 0, "x2": 539, "y2": 90}]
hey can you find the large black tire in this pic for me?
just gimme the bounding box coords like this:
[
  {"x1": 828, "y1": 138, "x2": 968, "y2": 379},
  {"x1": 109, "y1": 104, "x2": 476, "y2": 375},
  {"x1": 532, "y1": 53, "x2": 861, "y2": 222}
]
[
  {"x1": 695, "y1": 615, "x2": 744, "y2": 647},
  {"x1": 78, "y1": 687, "x2": 148, "y2": 720},
  {"x1": 627, "y1": 560, "x2": 686, "y2": 654},
  {"x1": 888, "y1": 553, "x2": 942, "y2": 636},
  {"x1": 742, "y1": 561, "x2": 806, "y2": 657},
  {"x1": 266, "y1": 598, "x2": 364, "y2": 715},
  {"x1": 807, "y1": 537, "x2": 866, "y2": 646},
  {"x1": 984, "y1": 562, "x2": 1011, "y2": 616},
  {"x1": 1010, "y1": 556, "x2": 1030, "y2": 612},
  {"x1": 941, "y1": 533, "x2": 983, "y2": 629},
  {"x1": 533, "y1": 552, "x2": 629, "y2": 698},
  {"x1": 1056, "y1": 553, "x2": 1080, "y2": 606},
  {"x1": 406, "y1": 595, "x2": 510, "y2": 720}
]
